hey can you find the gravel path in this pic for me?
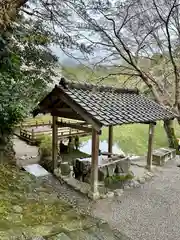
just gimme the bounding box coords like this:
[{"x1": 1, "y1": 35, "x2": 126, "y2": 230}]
[{"x1": 91, "y1": 159, "x2": 180, "y2": 240}]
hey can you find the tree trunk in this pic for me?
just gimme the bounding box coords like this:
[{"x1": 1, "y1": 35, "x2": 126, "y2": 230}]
[
  {"x1": 163, "y1": 120, "x2": 179, "y2": 154},
  {"x1": 0, "y1": 0, "x2": 28, "y2": 30},
  {"x1": 0, "y1": 135, "x2": 15, "y2": 164}
]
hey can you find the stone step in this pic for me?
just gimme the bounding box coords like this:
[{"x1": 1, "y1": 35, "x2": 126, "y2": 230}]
[
  {"x1": 48, "y1": 232, "x2": 71, "y2": 240},
  {"x1": 66, "y1": 222, "x2": 130, "y2": 240},
  {"x1": 112, "y1": 229, "x2": 131, "y2": 240},
  {"x1": 67, "y1": 229, "x2": 97, "y2": 240},
  {"x1": 87, "y1": 223, "x2": 117, "y2": 240}
]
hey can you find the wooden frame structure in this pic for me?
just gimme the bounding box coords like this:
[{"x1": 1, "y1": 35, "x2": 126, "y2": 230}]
[{"x1": 33, "y1": 78, "x2": 176, "y2": 200}]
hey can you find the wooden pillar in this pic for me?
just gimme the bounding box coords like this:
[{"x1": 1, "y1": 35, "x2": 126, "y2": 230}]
[
  {"x1": 146, "y1": 123, "x2": 155, "y2": 171},
  {"x1": 108, "y1": 125, "x2": 113, "y2": 154},
  {"x1": 89, "y1": 128, "x2": 100, "y2": 200},
  {"x1": 52, "y1": 116, "x2": 58, "y2": 171}
]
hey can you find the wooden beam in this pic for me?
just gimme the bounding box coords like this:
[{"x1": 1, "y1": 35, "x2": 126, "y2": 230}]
[
  {"x1": 146, "y1": 123, "x2": 155, "y2": 171},
  {"x1": 89, "y1": 129, "x2": 100, "y2": 200},
  {"x1": 56, "y1": 121, "x2": 92, "y2": 133},
  {"x1": 52, "y1": 116, "x2": 58, "y2": 171},
  {"x1": 55, "y1": 108, "x2": 73, "y2": 113},
  {"x1": 108, "y1": 125, "x2": 113, "y2": 153},
  {"x1": 51, "y1": 109, "x2": 84, "y2": 121}
]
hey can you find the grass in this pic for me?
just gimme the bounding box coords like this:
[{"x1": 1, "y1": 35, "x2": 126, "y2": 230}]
[{"x1": 24, "y1": 114, "x2": 180, "y2": 156}]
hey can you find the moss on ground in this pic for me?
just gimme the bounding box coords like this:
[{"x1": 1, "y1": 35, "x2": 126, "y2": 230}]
[{"x1": 0, "y1": 164, "x2": 94, "y2": 239}]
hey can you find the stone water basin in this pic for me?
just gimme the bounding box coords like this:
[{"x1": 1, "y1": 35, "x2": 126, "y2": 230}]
[{"x1": 73, "y1": 154, "x2": 130, "y2": 182}]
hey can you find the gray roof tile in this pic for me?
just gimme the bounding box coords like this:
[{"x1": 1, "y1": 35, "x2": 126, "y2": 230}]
[{"x1": 33, "y1": 78, "x2": 177, "y2": 126}]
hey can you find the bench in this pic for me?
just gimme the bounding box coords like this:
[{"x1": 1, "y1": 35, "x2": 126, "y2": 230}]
[{"x1": 152, "y1": 148, "x2": 176, "y2": 166}]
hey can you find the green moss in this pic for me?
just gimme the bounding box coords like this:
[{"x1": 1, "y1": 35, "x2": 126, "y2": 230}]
[
  {"x1": 0, "y1": 164, "x2": 93, "y2": 238},
  {"x1": 104, "y1": 172, "x2": 134, "y2": 186}
]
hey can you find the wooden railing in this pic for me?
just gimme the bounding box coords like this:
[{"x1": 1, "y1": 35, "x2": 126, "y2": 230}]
[
  {"x1": 19, "y1": 125, "x2": 90, "y2": 145},
  {"x1": 17, "y1": 118, "x2": 83, "y2": 128}
]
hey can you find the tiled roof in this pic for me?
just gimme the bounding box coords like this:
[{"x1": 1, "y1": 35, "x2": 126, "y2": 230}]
[{"x1": 34, "y1": 78, "x2": 176, "y2": 126}]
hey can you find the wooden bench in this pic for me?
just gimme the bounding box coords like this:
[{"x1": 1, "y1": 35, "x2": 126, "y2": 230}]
[{"x1": 152, "y1": 148, "x2": 176, "y2": 166}]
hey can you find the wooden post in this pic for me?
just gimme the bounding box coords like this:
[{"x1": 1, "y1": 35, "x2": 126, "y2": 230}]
[
  {"x1": 146, "y1": 123, "x2": 155, "y2": 171},
  {"x1": 31, "y1": 129, "x2": 34, "y2": 140},
  {"x1": 52, "y1": 116, "x2": 58, "y2": 171},
  {"x1": 108, "y1": 125, "x2": 113, "y2": 154},
  {"x1": 88, "y1": 129, "x2": 100, "y2": 200}
]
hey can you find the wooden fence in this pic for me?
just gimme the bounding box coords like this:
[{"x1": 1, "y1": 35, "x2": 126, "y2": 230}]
[
  {"x1": 18, "y1": 117, "x2": 82, "y2": 128},
  {"x1": 15, "y1": 118, "x2": 91, "y2": 145}
]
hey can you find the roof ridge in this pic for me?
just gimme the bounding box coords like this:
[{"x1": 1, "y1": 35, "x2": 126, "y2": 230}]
[{"x1": 59, "y1": 77, "x2": 139, "y2": 94}]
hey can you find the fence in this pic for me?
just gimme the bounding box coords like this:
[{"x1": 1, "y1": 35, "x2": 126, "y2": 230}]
[{"x1": 18, "y1": 125, "x2": 90, "y2": 145}]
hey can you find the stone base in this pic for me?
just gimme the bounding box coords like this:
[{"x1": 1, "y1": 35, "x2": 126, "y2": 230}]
[{"x1": 88, "y1": 191, "x2": 100, "y2": 200}]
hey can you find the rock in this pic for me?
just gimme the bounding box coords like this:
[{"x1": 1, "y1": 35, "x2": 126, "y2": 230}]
[
  {"x1": 30, "y1": 237, "x2": 45, "y2": 240},
  {"x1": 128, "y1": 181, "x2": 135, "y2": 188},
  {"x1": 114, "y1": 189, "x2": 123, "y2": 197},
  {"x1": 106, "y1": 191, "x2": 114, "y2": 198},
  {"x1": 80, "y1": 186, "x2": 89, "y2": 194},
  {"x1": 139, "y1": 177, "x2": 146, "y2": 184},
  {"x1": 124, "y1": 184, "x2": 130, "y2": 190},
  {"x1": 80, "y1": 182, "x2": 90, "y2": 194},
  {"x1": 74, "y1": 185, "x2": 81, "y2": 191},
  {"x1": 60, "y1": 162, "x2": 71, "y2": 176},
  {"x1": 131, "y1": 180, "x2": 140, "y2": 188},
  {"x1": 100, "y1": 194, "x2": 106, "y2": 199},
  {"x1": 54, "y1": 168, "x2": 61, "y2": 177},
  {"x1": 20, "y1": 156, "x2": 27, "y2": 160},
  {"x1": 144, "y1": 174, "x2": 151, "y2": 180},
  {"x1": 13, "y1": 205, "x2": 23, "y2": 213},
  {"x1": 147, "y1": 172, "x2": 154, "y2": 177},
  {"x1": 51, "y1": 233, "x2": 71, "y2": 240},
  {"x1": 116, "y1": 158, "x2": 130, "y2": 174},
  {"x1": 107, "y1": 164, "x2": 116, "y2": 177}
]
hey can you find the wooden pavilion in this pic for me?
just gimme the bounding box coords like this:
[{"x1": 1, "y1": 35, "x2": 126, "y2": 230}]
[{"x1": 33, "y1": 78, "x2": 176, "y2": 199}]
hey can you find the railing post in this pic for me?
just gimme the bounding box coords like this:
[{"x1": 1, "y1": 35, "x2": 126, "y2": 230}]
[{"x1": 31, "y1": 129, "x2": 34, "y2": 141}]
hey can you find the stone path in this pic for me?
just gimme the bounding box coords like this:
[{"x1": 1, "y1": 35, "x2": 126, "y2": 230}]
[
  {"x1": 14, "y1": 136, "x2": 180, "y2": 240},
  {"x1": 13, "y1": 136, "x2": 38, "y2": 158}
]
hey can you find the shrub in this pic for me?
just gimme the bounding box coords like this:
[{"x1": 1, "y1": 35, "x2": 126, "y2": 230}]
[
  {"x1": 39, "y1": 135, "x2": 52, "y2": 158},
  {"x1": 104, "y1": 172, "x2": 134, "y2": 186}
]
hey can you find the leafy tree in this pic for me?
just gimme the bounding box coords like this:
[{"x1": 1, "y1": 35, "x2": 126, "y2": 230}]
[{"x1": 0, "y1": 14, "x2": 58, "y2": 161}]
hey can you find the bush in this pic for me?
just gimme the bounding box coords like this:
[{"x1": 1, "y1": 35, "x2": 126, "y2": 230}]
[
  {"x1": 39, "y1": 135, "x2": 52, "y2": 158},
  {"x1": 104, "y1": 172, "x2": 134, "y2": 186}
]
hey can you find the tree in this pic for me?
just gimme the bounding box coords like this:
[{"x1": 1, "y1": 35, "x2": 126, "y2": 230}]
[
  {"x1": 61, "y1": 0, "x2": 180, "y2": 149},
  {"x1": 0, "y1": 14, "x2": 58, "y2": 162}
]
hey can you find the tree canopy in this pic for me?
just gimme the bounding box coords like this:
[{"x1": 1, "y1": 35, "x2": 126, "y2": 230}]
[{"x1": 0, "y1": 13, "x2": 58, "y2": 137}]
